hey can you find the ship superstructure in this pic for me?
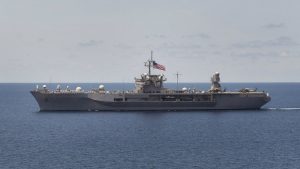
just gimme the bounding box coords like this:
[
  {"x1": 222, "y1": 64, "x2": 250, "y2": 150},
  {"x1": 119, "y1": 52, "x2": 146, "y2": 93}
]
[
  {"x1": 31, "y1": 53, "x2": 271, "y2": 111},
  {"x1": 135, "y1": 54, "x2": 167, "y2": 93}
]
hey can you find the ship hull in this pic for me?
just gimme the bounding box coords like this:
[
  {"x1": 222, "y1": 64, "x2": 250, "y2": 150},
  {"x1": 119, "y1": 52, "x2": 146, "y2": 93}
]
[{"x1": 31, "y1": 91, "x2": 271, "y2": 111}]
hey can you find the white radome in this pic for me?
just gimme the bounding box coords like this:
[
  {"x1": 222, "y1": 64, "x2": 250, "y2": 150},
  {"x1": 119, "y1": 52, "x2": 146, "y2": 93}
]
[
  {"x1": 99, "y1": 85, "x2": 105, "y2": 90},
  {"x1": 75, "y1": 87, "x2": 82, "y2": 92}
]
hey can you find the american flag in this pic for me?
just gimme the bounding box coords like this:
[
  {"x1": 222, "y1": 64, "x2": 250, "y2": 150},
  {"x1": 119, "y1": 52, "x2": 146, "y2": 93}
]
[{"x1": 153, "y1": 61, "x2": 166, "y2": 71}]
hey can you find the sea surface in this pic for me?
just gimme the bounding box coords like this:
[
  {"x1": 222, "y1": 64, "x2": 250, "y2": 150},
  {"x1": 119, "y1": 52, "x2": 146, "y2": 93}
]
[{"x1": 1, "y1": 83, "x2": 300, "y2": 169}]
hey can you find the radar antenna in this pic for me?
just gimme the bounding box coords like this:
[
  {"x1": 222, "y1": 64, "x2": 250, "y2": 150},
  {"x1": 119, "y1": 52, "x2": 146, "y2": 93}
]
[{"x1": 145, "y1": 50, "x2": 154, "y2": 75}]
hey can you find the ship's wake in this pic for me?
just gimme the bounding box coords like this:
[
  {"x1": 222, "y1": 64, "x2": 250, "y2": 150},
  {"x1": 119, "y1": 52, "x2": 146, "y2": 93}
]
[{"x1": 264, "y1": 108, "x2": 300, "y2": 111}]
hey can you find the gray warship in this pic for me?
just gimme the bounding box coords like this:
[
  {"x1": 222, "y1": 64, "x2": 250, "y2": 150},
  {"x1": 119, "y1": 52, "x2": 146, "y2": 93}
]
[{"x1": 31, "y1": 55, "x2": 271, "y2": 111}]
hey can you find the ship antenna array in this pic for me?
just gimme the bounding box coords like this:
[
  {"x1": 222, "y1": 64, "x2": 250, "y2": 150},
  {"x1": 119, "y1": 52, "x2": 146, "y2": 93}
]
[{"x1": 146, "y1": 50, "x2": 154, "y2": 75}]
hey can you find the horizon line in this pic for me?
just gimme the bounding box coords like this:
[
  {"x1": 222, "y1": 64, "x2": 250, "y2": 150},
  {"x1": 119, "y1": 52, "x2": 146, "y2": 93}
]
[{"x1": 0, "y1": 81, "x2": 300, "y2": 84}]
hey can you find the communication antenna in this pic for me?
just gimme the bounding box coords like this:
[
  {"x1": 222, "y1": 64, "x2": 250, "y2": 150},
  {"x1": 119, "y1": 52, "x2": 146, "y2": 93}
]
[
  {"x1": 175, "y1": 72, "x2": 182, "y2": 91},
  {"x1": 151, "y1": 50, "x2": 153, "y2": 61},
  {"x1": 144, "y1": 50, "x2": 155, "y2": 75},
  {"x1": 148, "y1": 50, "x2": 153, "y2": 75}
]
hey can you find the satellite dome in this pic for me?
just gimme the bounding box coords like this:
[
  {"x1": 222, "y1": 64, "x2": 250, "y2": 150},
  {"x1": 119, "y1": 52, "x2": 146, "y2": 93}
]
[
  {"x1": 75, "y1": 87, "x2": 82, "y2": 92},
  {"x1": 99, "y1": 85, "x2": 105, "y2": 90}
]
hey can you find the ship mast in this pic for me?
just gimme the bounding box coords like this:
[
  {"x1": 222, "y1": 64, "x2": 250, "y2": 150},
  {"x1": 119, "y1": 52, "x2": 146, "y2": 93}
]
[
  {"x1": 148, "y1": 51, "x2": 153, "y2": 75},
  {"x1": 175, "y1": 72, "x2": 182, "y2": 91}
]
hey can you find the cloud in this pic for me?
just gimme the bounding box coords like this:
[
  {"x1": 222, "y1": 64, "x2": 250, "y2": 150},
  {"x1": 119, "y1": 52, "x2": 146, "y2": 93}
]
[
  {"x1": 37, "y1": 38, "x2": 45, "y2": 42},
  {"x1": 160, "y1": 42, "x2": 201, "y2": 49},
  {"x1": 212, "y1": 51, "x2": 222, "y2": 55},
  {"x1": 231, "y1": 51, "x2": 273, "y2": 58},
  {"x1": 229, "y1": 51, "x2": 284, "y2": 64},
  {"x1": 230, "y1": 50, "x2": 294, "y2": 63},
  {"x1": 145, "y1": 34, "x2": 167, "y2": 39},
  {"x1": 232, "y1": 36, "x2": 298, "y2": 48},
  {"x1": 181, "y1": 33, "x2": 211, "y2": 39},
  {"x1": 78, "y1": 40, "x2": 103, "y2": 47},
  {"x1": 279, "y1": 51, "x2": 289, "y2": 57},
  {"x1": 264, "y1": 23, "x2": 285, "y2": 29},
  {"x1": 113, "y1": 43, "x2": 134, "y2": 49}
]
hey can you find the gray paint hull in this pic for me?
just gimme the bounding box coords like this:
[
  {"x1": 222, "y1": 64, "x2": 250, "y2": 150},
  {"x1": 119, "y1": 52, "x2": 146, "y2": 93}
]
[{"x1": 31, "y1": 91, "x2": 271, "y2": 111}]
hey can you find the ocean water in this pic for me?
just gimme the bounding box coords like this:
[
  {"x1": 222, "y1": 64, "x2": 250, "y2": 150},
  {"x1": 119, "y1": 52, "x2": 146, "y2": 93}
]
[{"x1": 1, "y1": 83, "x2": 300, "y2": 169}]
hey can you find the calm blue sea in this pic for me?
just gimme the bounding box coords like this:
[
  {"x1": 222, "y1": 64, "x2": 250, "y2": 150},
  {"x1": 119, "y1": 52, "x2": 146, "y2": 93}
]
[{"x1": 1, "y1": 83, "x2": 300, "y2": 169}]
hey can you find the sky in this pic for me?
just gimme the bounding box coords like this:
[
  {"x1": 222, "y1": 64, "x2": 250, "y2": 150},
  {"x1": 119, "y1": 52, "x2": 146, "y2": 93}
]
[{"x1": 1, "y1": 0, "x2": 299, "y2": 82}]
